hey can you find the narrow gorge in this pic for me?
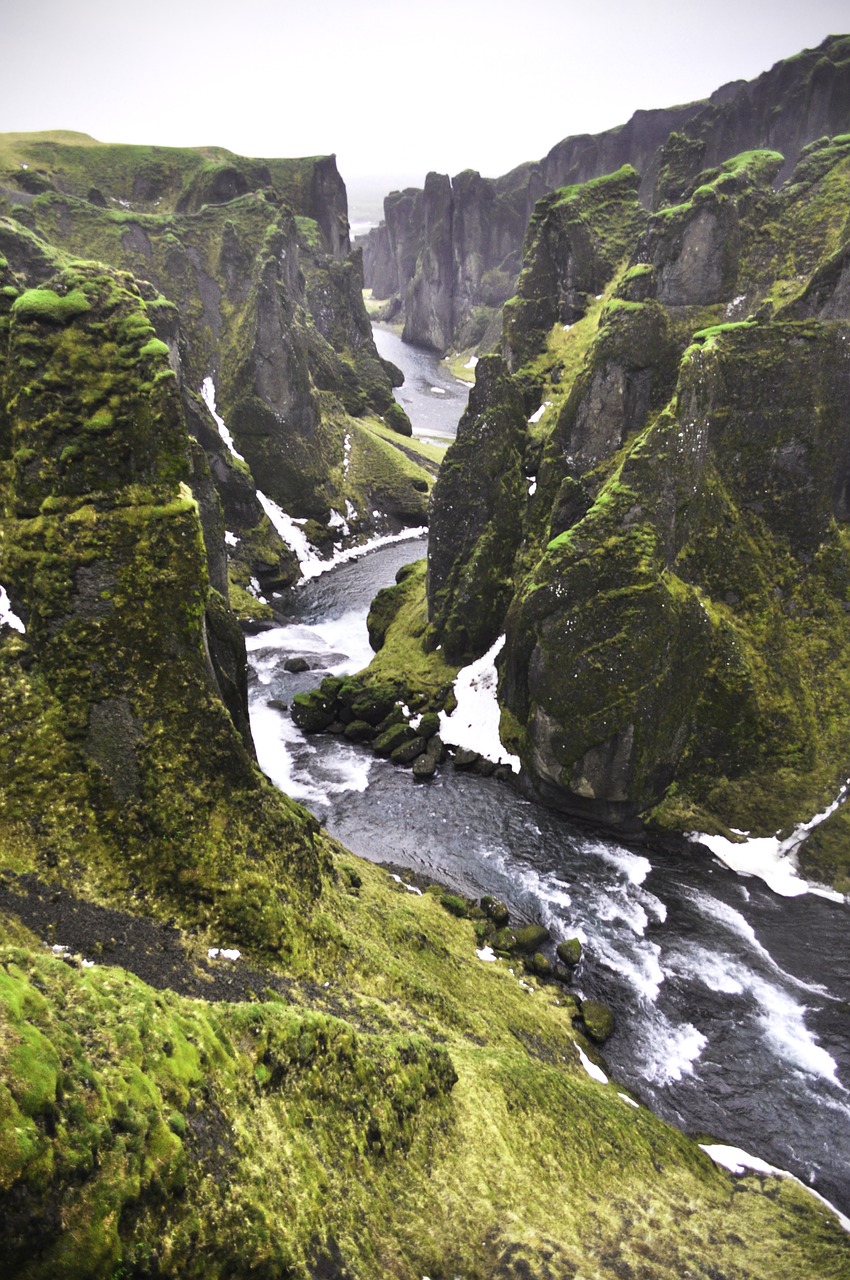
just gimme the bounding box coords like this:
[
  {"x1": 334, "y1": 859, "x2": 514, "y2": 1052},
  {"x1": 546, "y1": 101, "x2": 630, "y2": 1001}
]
[{"x1": 1, "y1": 33, "x2": 850, "y2": 1280}]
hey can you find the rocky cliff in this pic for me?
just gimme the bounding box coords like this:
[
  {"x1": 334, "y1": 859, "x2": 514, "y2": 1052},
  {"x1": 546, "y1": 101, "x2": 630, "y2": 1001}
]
[
  {"x1": 0, "y1": 134, "x2": 429, "y2": 617},
  {"x1": 1, "y1": 119, "x2": 849, "y2": 1280},
  {"x1": 362, "y1": 34, "x2": 850, "y2": 352},
  {"x1": 416, "y1": 129, "x2": 850, "y2": 889}
]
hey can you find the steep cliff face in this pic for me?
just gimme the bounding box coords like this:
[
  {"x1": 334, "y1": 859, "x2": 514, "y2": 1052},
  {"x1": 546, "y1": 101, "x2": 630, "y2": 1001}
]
[
  {"x1": 0, "y1": 136, "x2": 428, "y2": 609},
  {"x1": 418, "y1": 133, "x2": 850, "y2": 887},
  {"x1": 0, "y1": 245, "x2": 326, "y2": 938},
  {"x1": 426, "y1": 356, "x2": 527, "y2": 662},
  {"x1": 363, "y1": 34, "x2": 850, "y2": 352}
]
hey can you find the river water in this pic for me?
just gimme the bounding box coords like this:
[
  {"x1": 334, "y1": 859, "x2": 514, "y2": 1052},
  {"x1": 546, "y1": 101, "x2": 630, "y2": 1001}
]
[
  {"x1": 372, "y1": 323, "x2": 471, "y2": 443},
  {"x1": 245, "y1": 333, "x2": 850, "y2": 1221}
]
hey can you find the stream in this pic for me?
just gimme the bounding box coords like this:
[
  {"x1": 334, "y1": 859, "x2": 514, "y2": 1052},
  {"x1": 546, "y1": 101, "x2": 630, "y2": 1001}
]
[{"x1": 245, "y1": 332, "x2": 850, "y2": 1221}]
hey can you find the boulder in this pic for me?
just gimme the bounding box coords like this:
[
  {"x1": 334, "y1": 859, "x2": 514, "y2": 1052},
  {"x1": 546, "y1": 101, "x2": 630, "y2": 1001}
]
[
  {"x1": 556, "y1": 938, "x2": 582, "y2": 967},
  {"x1": 284, "y1": 656, "x2": 310, "y2": 673},
  {"x1": 390, "y1": 736, "x2": 426, "y2": 766},
  {"x1": 290, "y1": 690, "x2": 335, "y2": 733},
  {"x1": 513, "y1": 925, "x2": 550, "y2": 953},
  {"x1": 372, "y1": 722, "x2": 416, "y2": 756},
  {"x1": 581, "y1": 999, "x2": 615, "y2": 1043},
  {"x1": 481, "y1": 896, "x2": 510, "y2": 927},
  {"x1": 343, "y1": 720, "x2": 375, "y2": 743}
]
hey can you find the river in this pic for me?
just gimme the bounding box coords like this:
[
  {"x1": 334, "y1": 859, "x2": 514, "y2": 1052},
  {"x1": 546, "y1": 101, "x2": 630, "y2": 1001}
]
[{"x1": 245, "y1": 331, "x2": 850, "y2": 1221}]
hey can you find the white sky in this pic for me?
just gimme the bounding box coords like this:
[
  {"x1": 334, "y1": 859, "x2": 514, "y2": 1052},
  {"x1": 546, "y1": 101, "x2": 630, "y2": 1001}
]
[{"x1": 2, "y1": 0, "x2": 848, "y2": 192}]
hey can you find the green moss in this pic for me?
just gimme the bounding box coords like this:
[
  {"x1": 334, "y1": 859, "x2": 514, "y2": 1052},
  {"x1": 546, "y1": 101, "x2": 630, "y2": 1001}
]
[
  {"x1": 360, "y1": 560, "x2": 458, "y2": 702},
  {"x1": 11, "y1": 287, "x2": 91, "y2": 324},
  {"x1": 138, "y1": 337, "x2": 169, "y2": 359}
]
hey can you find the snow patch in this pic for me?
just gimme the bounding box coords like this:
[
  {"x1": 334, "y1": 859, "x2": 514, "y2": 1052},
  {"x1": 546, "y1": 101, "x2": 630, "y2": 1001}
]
[
  {"x1": 208, "y1": 947, "x2": 241, "y2": 961},
  {"x1": 390, "y1": 873, "x2": 422, "y2": 895},
  {"x1": 224, "y1": 531, "x2": 239, "y2": 547},
  {"x1": 0, "y1": 585, "x2": 25, "y2": 634},
  {"x1": 201, "y1": 378, "x2": 245, "y2": 462},
  {"x1": 689, "y1": 784, "x2": 850, "y2": 901},
  {"x1": 577, "y1": 1044, "x2": 608, "y2": 1084},
  {"x1": 476, "y1": 945, "x2": 497, "y2": 962},
  {"x1": 430, "y1": 386, "x2": 446, "y2": 395},
  {"x1": 528, "y1": 402, "x2": 552, "y2": 425},
  {"x1": 464, "y1": 356, "x2": 479, "y2": 370},
  {"x1": 700, "y1": 1144, "x2": 850, "y2": 1233},
  {"x1": 618, "y1": 1092, "x2": 639, "y2": 1108},
  {"x1": 439, "y1": 635, "x2": 520, "y2": 771}
]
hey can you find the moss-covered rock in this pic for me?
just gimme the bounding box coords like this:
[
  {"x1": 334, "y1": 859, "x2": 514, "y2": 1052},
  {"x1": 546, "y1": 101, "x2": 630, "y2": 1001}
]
[
  {"x1": 0, "y1": 255, "x2": 326, "y2": 943},
  {"x1": 481, "y1": 895, "x2": 510, "y2": 927},
  {"x1": 373, "y1": 721, "x2": 416, "y2": 756},
  {"x1": 504, "y1": 165, "x2": 647, "y2": 369},
  {"x1": 513, "y1": 924, "x2": 550, "y2": 953},
  {"x1": 581, "y1": 998, "x2": 616, "y2": 1043},
  {"x1": 0, "y1": 140, "x2": 427, "y2": 583},
  {"x1": 291, "y1": 689, "x2": 337, "y2": 733},
  {"x1": 400, "y1": 138, "x2": 850, "y2": 881},
  {"x1": 556, "y1": 939, "x2": 582, "y2": 968}
]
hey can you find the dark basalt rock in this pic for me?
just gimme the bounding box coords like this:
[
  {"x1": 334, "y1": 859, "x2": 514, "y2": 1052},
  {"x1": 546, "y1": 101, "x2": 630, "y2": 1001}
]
[
  {"x1": 513, "y1": 925, "x2": 550, "y2": 954},
  {"x1": 343, "y1": 719, "x2": 375, "y2": 743},
  {"x1": 390, "y1": 735, "x2": 426, "y2": 766},
  {"x1": 284, "y1": 656, "x2": 310, "y2": 673},
  {"x1": 427, "y1": 355, "x2": 527, "y2": 663},
  {"x1": 291, "y1": 689, "x2": 336, "y2": 733},
  {"x1": 412, "y1": 751, "x2": 438, "y2": 780},
  {"x1": 372, "y1": 722, "x2": 416, "y2": 756},
  {"x1": 481, "y1": 896, "x2": 510, "y2": 927}
]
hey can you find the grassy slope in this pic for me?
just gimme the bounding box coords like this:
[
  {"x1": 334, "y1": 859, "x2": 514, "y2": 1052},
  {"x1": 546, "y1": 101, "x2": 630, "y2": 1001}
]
[{"x1": 2, "y1": 853, "x2": 848, "y2": 1279}]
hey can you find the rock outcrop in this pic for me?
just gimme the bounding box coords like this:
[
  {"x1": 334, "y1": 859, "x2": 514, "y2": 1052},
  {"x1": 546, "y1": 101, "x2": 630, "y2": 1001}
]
[
  {"x1": 0, "y1": 243, "x2": 325, "y2": 935},
  {"x1": 362, "y1": 35, "x2": 850, "y2": 352}
]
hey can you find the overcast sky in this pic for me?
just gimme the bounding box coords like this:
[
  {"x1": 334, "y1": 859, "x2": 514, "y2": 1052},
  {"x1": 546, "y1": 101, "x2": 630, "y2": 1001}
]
[{"x1": 2, "y1": 0, "x2": 848, "y2": 195}]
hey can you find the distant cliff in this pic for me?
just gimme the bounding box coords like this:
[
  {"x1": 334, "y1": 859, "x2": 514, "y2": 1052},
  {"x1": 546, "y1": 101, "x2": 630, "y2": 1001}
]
[{"x1": 363, "y1": 34, "x2": 850, "y2": 352}]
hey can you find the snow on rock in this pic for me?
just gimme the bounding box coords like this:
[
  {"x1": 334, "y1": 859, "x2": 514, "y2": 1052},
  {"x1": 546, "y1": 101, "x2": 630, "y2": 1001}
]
[
  {"x1": 0, "y1": 586, "x2": 25, "y2": 634},
  {"x1": 201, "y1": 377, "x2": 246, "y2": 462},
  {"x1": 439, "y1": 636, "x2": 520, "y2": 771},
  {"x1": 689, "y1": 783, "x2": 850, "y2": 902},
  {"x1": 430, "y1": 386, "x2": 446, "y2": 395},
  {"x1": 257, "y1": 489, "x2": 328, "y2": 579},
  {"x1": 224, "y1": 531, "x2": 239, "y2": 547},
  {"x1": 699, "y1": 1144, "x2": 850, "y2": 1233}
]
